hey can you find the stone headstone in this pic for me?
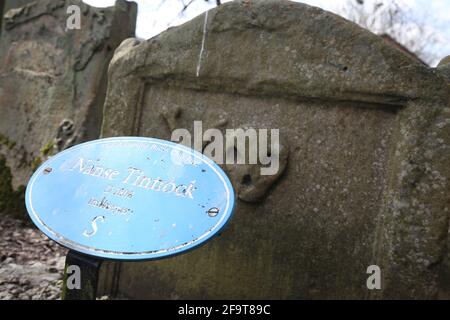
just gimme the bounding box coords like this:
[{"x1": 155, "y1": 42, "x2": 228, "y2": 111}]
[
  {"x1": 0, "y1": 0, "x2": 137, "y2": 218},
  {"x1": 437, "y1": 56, "x2": 450, "y2": 299},
  {"x1": 0, "y1": 0, "x2": 4, "y2": 36},
  {"x1": 100, "y1": 0, "x2": 450, "y2": 299}
]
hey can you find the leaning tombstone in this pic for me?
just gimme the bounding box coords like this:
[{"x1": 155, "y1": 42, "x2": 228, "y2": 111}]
[
  {"x1": 25, "y1": 137, "x2": 235, "y2": 299},
  {"x1": 100, "y1": 0, "x2": 450, "y2": 299},
  {"x1": 0, "y1": 0, "x2": 137, "y2": 219}
]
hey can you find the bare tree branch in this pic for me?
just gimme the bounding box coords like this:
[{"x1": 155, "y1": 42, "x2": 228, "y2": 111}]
[{"x1": 339, "y1": 0, "x2": 441, "y2": 65}]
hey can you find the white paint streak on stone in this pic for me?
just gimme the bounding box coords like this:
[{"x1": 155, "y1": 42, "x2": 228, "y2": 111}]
[{"x1": 196, "y1": 11, "x2": 208, "y2": 77}]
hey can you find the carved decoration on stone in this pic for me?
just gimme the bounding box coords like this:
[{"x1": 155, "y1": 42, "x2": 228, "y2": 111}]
[
  {"x1": 160, "y1": 105, "x2": 183, "y2": 132},
  {"x1": 54, "y1": 119, "x2": 78, "y2": 152},
  {"x1": 224, "y1": 125, "x2": 289, "y2": 203},
  {"x1": 3, "y1": 0, "x2": 65, "y2": 30}
]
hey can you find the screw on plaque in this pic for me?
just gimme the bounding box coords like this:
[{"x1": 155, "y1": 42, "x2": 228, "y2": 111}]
[
  {"x1": 207, "y1": 207, "x2": 219, "y2": 217},
  {"x1": 43, "y1": 167, "x2": 53, "y2": 174}
]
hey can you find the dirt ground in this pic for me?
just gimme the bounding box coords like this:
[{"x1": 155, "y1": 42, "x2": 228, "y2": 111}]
[{"x1": 0, "y1": 216, "x2": 67, "y2": 300}]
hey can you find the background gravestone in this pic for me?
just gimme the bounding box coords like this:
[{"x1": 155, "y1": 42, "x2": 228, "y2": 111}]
[
  {"x1": 100, "y1": 0, "x2": 450, "y2": 299},
  {"x1": 0, "y1": 0, "x2": 137, "y2": 218},
  {"x1": 0, "y1": 0, "x2": 3, "y2": 36}
]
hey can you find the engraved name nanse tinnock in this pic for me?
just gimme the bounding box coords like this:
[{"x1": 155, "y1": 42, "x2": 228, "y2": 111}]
[{"x1": 25, "y1": 137, "x2": 235, "y2": 260}]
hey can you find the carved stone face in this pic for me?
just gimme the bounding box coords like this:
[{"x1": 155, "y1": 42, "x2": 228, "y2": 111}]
[
  {"x1": 223, "y1": 128, "x2": 289, "y2": 203},
  {"x1": 156, "y1": 101, "x2": 290, "y2": 203}
]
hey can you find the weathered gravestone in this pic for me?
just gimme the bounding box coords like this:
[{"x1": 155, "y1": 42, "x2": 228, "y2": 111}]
[
  {"x1": 0, "y1": 0, "x2": 4, "y2": 37},
  {"x1": 100, "y1": 0, "x2": 450, "y2": 299},
  {"x1": 437, "y1": 56, "x2": 450, "y2": 299},
  {"x1": 0, "y1": 0, "x2": 137, "y2": 218}
]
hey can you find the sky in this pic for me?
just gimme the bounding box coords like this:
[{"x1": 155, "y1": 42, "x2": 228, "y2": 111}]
[{"x1": 83, "y1": 0, "x2": 450, "y2": 66}]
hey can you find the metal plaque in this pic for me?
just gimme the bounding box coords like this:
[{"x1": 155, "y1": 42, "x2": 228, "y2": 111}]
[{"x1": 25, "y1": 137, "x2": 235, "y2": 260}]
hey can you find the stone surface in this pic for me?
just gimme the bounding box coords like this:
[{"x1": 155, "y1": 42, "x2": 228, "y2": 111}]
[
  {"x1": 3, "y1": 0, "x2": 35, "y2": 12},
  {"x1": 0, "y1": 0, "x2": 137, "y2": 218},
  {"x1": 100, "y1": 0, "x2": 448, "y2": 299},
  {"x1": 438, "y1": 56, "x2": 450, "y2": 82},
  {"x1": 1, "y1": 0, "x2": 38, "y2": 37},
  {"x1": 436, "y1": 56, "x2": 450, "y2": 299}
]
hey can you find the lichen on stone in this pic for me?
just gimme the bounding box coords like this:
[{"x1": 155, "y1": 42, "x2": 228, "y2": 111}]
[
  {"x1": 31, "y1": 156, "x2": 42, "y2": 172},
  {"x1": 40, "y1": 141, "x2": 54, "y2": 157}
]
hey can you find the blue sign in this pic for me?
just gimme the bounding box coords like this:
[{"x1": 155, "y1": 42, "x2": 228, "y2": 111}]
[{"x1": 25, "y1": 137, "x2": 235, "y2": 260}]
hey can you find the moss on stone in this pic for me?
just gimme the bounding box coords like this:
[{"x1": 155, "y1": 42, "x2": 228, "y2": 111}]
[
  {"x1": 40, "y1": 141, "x2": 54, "y2": 157},
  {"x1": 61, "y1": 264, "x2": 68, "y2": 300},
  {"x1": 0, "y1": 156, "x2": 26, "y2": 218},
  {"x1": 31, "y1": 156, "x2": 42, "y2": 172}
]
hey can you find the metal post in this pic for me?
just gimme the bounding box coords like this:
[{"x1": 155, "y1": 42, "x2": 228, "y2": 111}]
[{"x1": 62, "y1": 250, "x2": 103, "y2": 300}]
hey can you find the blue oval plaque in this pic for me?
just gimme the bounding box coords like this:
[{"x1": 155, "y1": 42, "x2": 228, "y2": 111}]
[{"x1": 25, "y1": 137, "x2": 235, "y2": 260}]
